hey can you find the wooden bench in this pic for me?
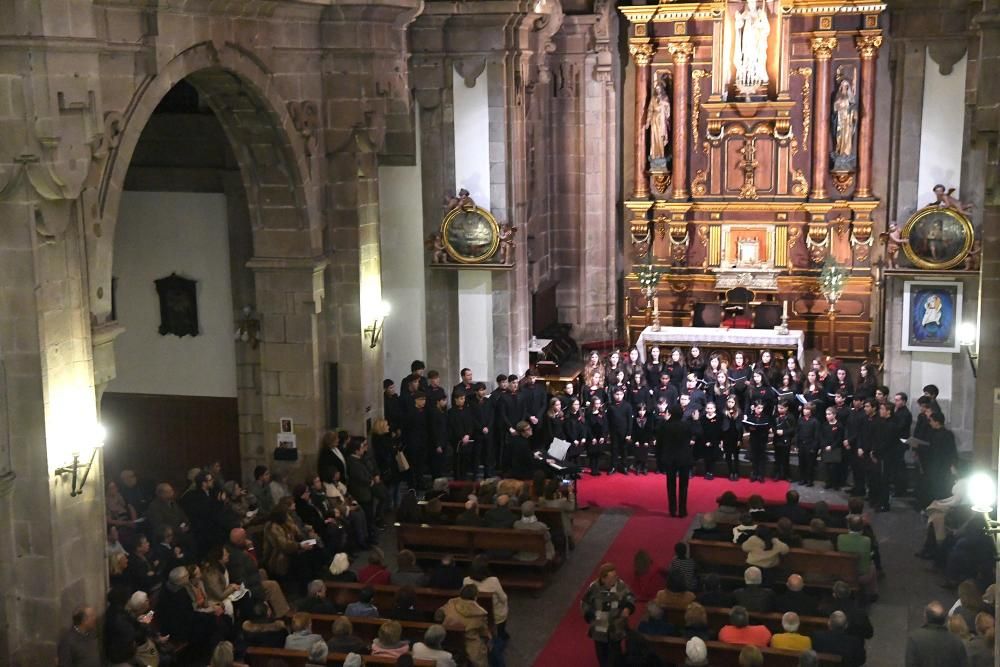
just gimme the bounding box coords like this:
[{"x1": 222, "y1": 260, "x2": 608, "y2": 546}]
[
  {"x1": 246, "y1": 647, "x2": 436, "y2": 666},
  {"x1": 662, "y1": 605, "x2": 829, "y2": 637},
  {"x1": 687, "y1": 539, "x2": 860, "y2": 588},
  {"x1": 324, "y1": 581, "x2": 495, "y2": 626},
  {"x1": 642, "y1": 636, "x2": 842, "y2": 666},
  {"x1": 396, "y1": 523, "x2": 552, "y2": 590},
  {"x1": 307, "y1": 614, "x2": 465, "y2": 662},
  {"x1": 710, "y1": 518, "x2": 850, "y2": 538},
  {"x1": 730, "y1": 497, "x2": 850, "y2": 514},
  {"x1": 429, "y1": 500, "x2": 572, "y2": 554}
]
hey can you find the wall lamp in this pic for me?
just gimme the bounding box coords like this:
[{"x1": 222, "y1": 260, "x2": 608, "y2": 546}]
[
  {"x1": 959, "y1": 321, "x2": 978, "y2": 378},
  {"x1": 234, "y1": 305, "x2": 261, "y2": 349},
  {"x1": 364, "y1": 300, "x2": 391, "y2": 349},
  {"x1": 55, "y1": 423, "x2": 107, "y2": 497},
  {"x1": 966, "y1": 472, "x2": 1000, "y2": 541}
]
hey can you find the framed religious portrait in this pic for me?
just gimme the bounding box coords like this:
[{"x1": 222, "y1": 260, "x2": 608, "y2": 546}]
[
  {"x1": 901, "y1": 280, "x2": 963, "y2": 353},
  {"x1": 154, "y1": 273, "x2": 199, "y2": 337},
  {"x1": 441, "y1": 205, "x2": 500, "y2": 264},
  {"x1": 901, "y1": 205, "x2": 974, "y2": 270}
]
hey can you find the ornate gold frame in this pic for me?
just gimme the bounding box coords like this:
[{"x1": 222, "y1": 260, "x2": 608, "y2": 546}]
[
  {"x1": 901, "y1": 205, "x2": 974, "y2": 271},
  {"x1": 440, "y1": 205, "x2": 501, "y2": 264}
]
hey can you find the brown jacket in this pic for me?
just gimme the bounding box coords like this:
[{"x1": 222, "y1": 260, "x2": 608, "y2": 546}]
[
  {"x1": 439, "y1": 597, "x2": 490, "y2": 667},
  {"x1": 261, "y1": 520, "x2": 299, "y2": 577}
]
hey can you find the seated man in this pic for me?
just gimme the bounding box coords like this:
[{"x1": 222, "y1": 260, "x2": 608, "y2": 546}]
[
  {"x1": 344, "y1": 587, "x2": 379, "y2": 618},
  {"x1": 483, "y1": 494, "x2": 517, "y2": 529},
  {"x1": 297, "y1": 579, "x2": 340, "y2": 615},
  {"x1": 326, "y1": 617, "x2": 370, "y2": 655},
  {"x1": 691, "y1": 512, "x2": 729, "y2": 541},
  {"x1": 733, "y1": 566, "x2": 775, "y2": 613},
  {"x1": 697, "y1": 572, "x2": 735, "y2": 608},
  {"x1": 718, "y1": 606, "x2": 772, "y2": 648},
  {"x1": 836, "y1": 516, "x2": 877, "y2": 598},
  {"x1": 455, "y1": 498, "x2": 485, "y2": 527},
  {"x1": 512, "y1": 501, "x2": 555, "y2": 561},
  {"x1": 285, "y1": 612, "x2": 324, "y2": 651},
  {"x1": 770, "y1": 612, "x2": 812, "y2": 651},
  {"x1": 811, "y1": 611, "x2": 866, "y2": 667},
  {"x1": 775, "y1": 574, "x2": 819, "y2": 617},
  {"x1": 770, "y1": 489, "x2": 812, "y2": 526},
  {"x1": 818, "y1": 581, "x2": 874, "y2": 641}
]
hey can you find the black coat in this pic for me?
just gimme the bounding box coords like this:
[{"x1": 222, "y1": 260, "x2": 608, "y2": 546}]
[
  {"x1": 796, "y1": 415, "x2": 821, "y2": 450},
  {"x1": 347, "y1": 456, "x2": 373, "y2": 504},
  {"x1": 318, "y1": 445, "x2": 348, "y2": 484},
  {"x1": 517, "y1": 383, "x2": 548, "y2": 424},
  {"x1": 508, "y1": 435, "x2": 535, "y2": 479},
  {"x1": 607, "y1": 401, "x2": 634, "y2": 439},
  {"x1": 446, "y1": 406, "x2": 477, "y2": 448},
  {"x1": 402, "y1": 406, "x2": 428, "y2": 451},
  {"x1": 812, "y1": 628, "x2": 866, "y2": 667},
  {"x1": 656, "y1": 417, "x2": 693, "y2": 467}
]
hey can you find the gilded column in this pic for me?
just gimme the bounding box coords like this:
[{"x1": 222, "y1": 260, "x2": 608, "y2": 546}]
[
  {"x1": 668, "y1": 41, "x2": 694, "y2": 200},
  {"x1": 630, "y1": 43, "x2": 655, "y2": 199},
  {"x1": 809, "y1": 34, "x2": 837, "y2": 200},
  {"x1": 855, "y1": 32, "x2": 883, "y2": 199}
]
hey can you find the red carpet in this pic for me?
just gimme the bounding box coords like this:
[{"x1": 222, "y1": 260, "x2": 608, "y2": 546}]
[{"x1": 534, "y1": 474, "x2": 790, "y2": 666}]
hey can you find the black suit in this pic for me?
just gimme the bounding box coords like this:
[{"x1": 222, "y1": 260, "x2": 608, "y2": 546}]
[
  {"x1": 733, "y1": 584, "x2": 776, "y2": 613},
  {"x1": 402, "y1": 405, "x2": 429, "y2": 489},
  {"x1": 318, "y1": 445, "x2": 348, "y2": 485},
  {"x1": 656, "y1": 417, "x2": 693, "y2": 516},
  {"x1": 775, "y1": 589, "x2": 819, "y2": 617},
  {"x1": 508, "y1": 435, "x2": 535, "y2": 480},
  {"x1": 812, "y1": 628, "x2": 866, "y2": 667}
]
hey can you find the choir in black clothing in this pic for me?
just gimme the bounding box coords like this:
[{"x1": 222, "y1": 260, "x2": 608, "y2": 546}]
[{"x1": 385, "y1": 354, "x2": 962, "y2": 516}]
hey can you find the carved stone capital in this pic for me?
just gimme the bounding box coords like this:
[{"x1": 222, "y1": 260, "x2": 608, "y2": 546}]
[
  {"x1": 855, "y1": 33, "x2": 883, "y2": 59},
  {"x1": 628, "y1": 43, "x2": 655, "y2": 67},
  {"x1": 810, "y1": 36, "x2": 838, "y2": 60},
  {"x1": 667, "y1": 41, "x2": 695, "y2": 64}
]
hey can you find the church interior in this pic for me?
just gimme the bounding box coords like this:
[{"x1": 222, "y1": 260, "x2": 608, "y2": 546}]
[{"x1": 1, "y1": 0, "x2": 1000, "y2": 665}]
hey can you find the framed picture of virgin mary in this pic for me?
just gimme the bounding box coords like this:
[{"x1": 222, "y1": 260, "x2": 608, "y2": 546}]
[{"x1": 901, "y1": 280, "x2": 962, "y2": 353}]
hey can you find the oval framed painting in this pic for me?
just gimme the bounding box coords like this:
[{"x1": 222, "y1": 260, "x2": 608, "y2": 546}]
[
  {"x1": 901, "y1": 205, "x2": 974, "y2": 270},
  {"x1": 441, "y1": 205, "x2": 500, "y2": 264}
]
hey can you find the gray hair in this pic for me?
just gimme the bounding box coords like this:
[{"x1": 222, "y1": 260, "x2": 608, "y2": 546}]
[
  {"x1": 168, "y1": 566, "x2": 189, "y2": 587},
  {"x1": 646, "y1": 602, "x2": 664, "y2": 620},
  {"x1": 307, "y1": 579, "x2": 325, "y2": 597},
  {"x1": 424, "y1": 623, "x2": 447, "y2": 648},
  {"x1": 730, "y1": 605, "x2": 749, "y2": 628},
  {"x1": 126, "y1": 591, "x2": 149, "y2": 615},
  {"x1": 307, "y1": 640, "x2": 328, "y2": 663},
  {"x1": 700, "y1": 512, "x2": 717, "y2": 529},
  {"x1": 782, "y1": 611, "x2": 800, "y2": 633},
  {"x1": 744, "y1": 566, "x2": 762, "y2": 585},
  {"x1": 829, "y1": 610, "x2": 848, "y2": 630},
  {"x1": 798, "y1": 650, "x2": 819, "y2": 667}
]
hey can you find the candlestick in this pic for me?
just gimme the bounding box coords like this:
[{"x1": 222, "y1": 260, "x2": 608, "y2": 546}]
[
  {"x1": 652, "y1": 296, "x2": 661, "y2": 332},
  {"x1": 782, "y1": 300, "x2": 788, "y2": 319}
]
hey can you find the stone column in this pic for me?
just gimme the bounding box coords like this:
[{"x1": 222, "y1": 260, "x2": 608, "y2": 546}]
[
  {"x1": 810, "y1": 34, "x2": 837, "y2": 200},
  {"x1": 668, "y1": 41, "x2": 694, "y2": 201},
  {"x1": 629, "y1": 43, "x2": 654, "y2": 199},
  {"x1": 855, "y1": 32, "x2": 883, "y2": 199}
]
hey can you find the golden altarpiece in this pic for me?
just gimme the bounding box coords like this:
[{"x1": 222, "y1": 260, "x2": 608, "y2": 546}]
[{"x1": 622, "y1": 0, "x2": 885, "y2": 359}]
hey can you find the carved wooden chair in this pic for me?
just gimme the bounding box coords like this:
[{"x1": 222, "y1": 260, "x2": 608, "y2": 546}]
[{"x1": 721, "y1": 287, "x2": 755, "y2": 328}]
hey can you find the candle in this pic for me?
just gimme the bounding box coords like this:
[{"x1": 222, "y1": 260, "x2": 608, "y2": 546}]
[
  {"x1": 782, "y1": 300, "x2": 788, "y2": 319},
  {"x1": 654, "y1": 296, "x2": 659, "y2": 316}
]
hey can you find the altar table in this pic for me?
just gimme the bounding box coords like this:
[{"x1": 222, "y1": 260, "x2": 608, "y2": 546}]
[{"x1": 635, "y1": 326, "x2": 805, "y2": 363}]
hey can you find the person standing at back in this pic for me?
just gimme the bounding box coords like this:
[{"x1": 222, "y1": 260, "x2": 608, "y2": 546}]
[
  {"x1": 657, "y1": 405, "x2": 693, "y2": 517},
  {"x1": 905, "y1": 601, "x2": 969, "y2": 666}
]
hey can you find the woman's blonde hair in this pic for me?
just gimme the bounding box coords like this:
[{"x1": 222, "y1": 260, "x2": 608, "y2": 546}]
[
  {"x1": 209, "y1": 640, "x2": 235, "y2": 666},
  {"x1": 378, "y1": 619, "x2": 403, "y2": 645},
  {"x1": 371, "y1": 418, "x2": 390, "y2": 436},
  {"x1": 947, "y1": 613, "x2": 970, "y2": 640}
]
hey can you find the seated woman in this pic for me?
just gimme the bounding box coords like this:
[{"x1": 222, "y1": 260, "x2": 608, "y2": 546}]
[
  {"x1": 801, "y1": 519, "x2": 835, "y2": 551},
  {"x1": 241, "y1": 601, "x2": 288, "y2": 648},
  {"x1": 325, "y1": 552, "x2": 359, "y2": 583},
  {"x1": 371, "y1": 620, "x2": 411, "y2": 659},
  {"x1": 389, "y1": 586, "x2": 425, "y2": 622},
  {"x1": 656, "y1": 570, "x2": 697, "y2": 609},
  {"x1": 326, "y1": 617, "x2": 370, "y2": 655},
  {"x1": 715, "y1": 491, "x2": 743, "y2": 525},
  {"x1": 391, "y1": 549, "x2": 427, "y2": 588},
  {"x1": 683, "y1": 602, "x2": 715, "y2": 641},
  {"x1": 357, "y1": 548, "x2": 392, "y2": 586},
  {"x1": 741, "y1": 526, "x2": 790, "y2": 572},
  {"x1": 201, "y1": 546, "x2": 241, "y2": 619}
]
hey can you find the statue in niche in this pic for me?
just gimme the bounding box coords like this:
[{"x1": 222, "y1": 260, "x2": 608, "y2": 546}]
[
  {"x1": 831, "y1": 70, "x2": 858, "y2": 171},
  {"x1": 734, "y1": 0, "x2": 770, "y2": 97},
  {"x1": 645, "y1": 77, "x2": 671, "y2": 169},
  {"x1": 497, "y1": 223, "x2": 518, "y2": 265}
]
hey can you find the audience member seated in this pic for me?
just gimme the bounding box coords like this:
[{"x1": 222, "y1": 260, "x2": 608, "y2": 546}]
[
  {"x1": 905, "y1": 600, "x2": 970, "y2": 667},
  {"x1": 425, "y1": 554, "x2": 464, "y2": 591},
  {"x1": 483, "y1": 494, "x2": 517, "y2": 529},
  {"x1": 538, "y1": 479, "x2": 574, "y2": 542},
  {"x1": 326, "y1": 552, "x2": 359, "y2": 583},
  {"x1": 657, "y1": 571, "x2": 697, "y2": 609},
  {"x1": 326, "y1": 617, "x2": 370, "y2": 655},
  {"x1": 358, "y1": 548, "x2": 392, "y2": 586},
  {"x1": 156, "y1": 566, "x2": 223, "y2": 654},
  {"x1": 801, "y1": 519, "x2": 835, "y2": 552},
  {"x1": 717, "y1": 606, "x2": 772, "y2": 648},
  {"x1": 261, "y1": 505, "x2": 315, "y2": 589},
  {"x1": 439, "y1": 584, "x2": 491, "y2": 667},
  {"x1": 512, "y1": 501, "x2": 556, "y2": 561},
  {"x1": 240, "y1": 601, "x2": 287, "y2": 648},
  {"x1": 107, "y1": 525, "x2": 127, "y2": 560},
  {"x1": 202, "y1": 546, "x2": 241, "y2": 617},
  {"x1": 775, "y1": 517, "x2": 803, "y2": 548},
  {"x1": 371, "y1": 620, "x2": 411, "y2": 659},
  {"x1": 966, "y1": 612, "x2": 995, "y2": 667},
  {"x1": 949, "y1": 580, "x2": 986, "y2": 631},
  {"x1": 455, "y1": 498, "x2": 485, "y2": 527},
  {"x1": 668, "y1": 542, "x2": 699, "y2": 592},
  {"x1": 422, "y1": 496, "x2": 452, "y2": 526},
  {"x1": 306, "y1": 640, "x2": 329, "y2": 667},
  {"x1": 691, "y1": 513, "x2": 728, "y2": 541},
  {"x1": 775, "y1": 574, "x2": 819, "y2": 617},
  {"x1": 685, "y1": 636, "x2": 709, "y2": 666},
  {"x1": 837, "y1": 516, "x2": 878, "y2": 597},
  {"x1": 226, "y1": 528, "x2": 290, "y2": 618},
  {"x1": 715, "y1": 491, "x2": 743, "y2": 524},
  {"x1": 464, "y1": 555, "x2": 510, "y2": 635},
  {"x1": 153, "y1": 526, "x2": 187, "y2": 582},
  {"x1": 818, "y1": 581, "x2": 874, "y2": 641},
  {"x1": 299, "y1": 579, "x2": 341, "y2": 615},
  {"x1": 747, "y1": 495, "x2": 771, "y2": 524},
  {"x1": 770, "y1": 612, "x2": 812, "y2": 652},
  {"x1": 733, "y1": 567, "x2": 775, "y2": 613},
  {"x1": 126, "y1": 591, "x2": 172, "y2": 665},
  {"x1": 738, "y1": 645, "x2": 764, "y2": 667},
  {"x1": 636, "y1": 601, "x2": 677, "y2": 637},
  {"x1": 285, "y1": 612, "x2": 323, "y2": 651},
  {"x1": 945, "y1": 513, "x2": 996, "y2": 589},
  {"x1": 811, "y1": 500, "x2": 844, "y2": 529},
  {"x1": 683, "y1": 602, "x2": 714, "y2": 641},
  {"x1": 742, "y1": 525, "x2": 789, "y2": 570},
  {"x1": 125, "y1": 536, "x2": 161, "y2": 596},
  {"x1": 798, "y1": 650, "x2": 820, "y2": 667},
  {"x1": 412, "y1": 624, "x2": 457, "y2": 667},
  {"x1": 344, "y1": 587, "x2": 380, "y2": 618},
  {"x1": 390, "y1": 586, "x2": 424, "y2": 622},
  {"x1": 771, "y1": 490, "x2": 811, "y2": 526},
  {"x1": 813, "y1": 611, "x2": 866, "y2": 667},
  {"x1": 104, "y1": 587, "x2": 139, "y2": 665},
  {"x1": 697, "y1": 573, "x2": 735, "y2": 609},
  {"x1": 732, "y1": 514, "x2": 758, "y2": 545},
  {"x1": 119, "y1": 469, "x2": 153, "y2": 518}
]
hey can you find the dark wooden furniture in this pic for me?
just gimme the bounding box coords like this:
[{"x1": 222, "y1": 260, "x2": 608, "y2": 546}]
[
  {"x1": 687, "y1": 539, "x2": 860, "y2": 587},
  {"x1": 324, "y1": 582, "x2": 495, "y2": 627},
  {"x1": 246, "y1": 647, "x2": 436, "y2": 667},
  {"x1": 428, "y1": 500, "x2": 571, "y2": 555},
  {"x1": 307, "y1": 614, "x2": 464, "y2": 661},
  {"x1": 661, "y1": 605, "x2": 829, "y2": 637},
  {"x1": 643, "y1": 636, "x2": 842, "y2": 666}
]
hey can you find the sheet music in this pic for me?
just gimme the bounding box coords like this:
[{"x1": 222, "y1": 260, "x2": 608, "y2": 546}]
[{"x1": 548, "y1": 437, "x2": 572, "y2": 462}]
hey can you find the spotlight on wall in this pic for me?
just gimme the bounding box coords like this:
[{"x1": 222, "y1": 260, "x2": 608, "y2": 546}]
[
  {"x1": 234, "y1": 305, "x2": 260, "y2": 349},
  {"x1": 959, "y1": 321, "x2": 978, "y2": 378},
  {"x1": 364, "y1": 300, "x2": 391, "y2": 349},
  {"x1": 54, "y1": 423, "x2": 107, "y2": 497},
  {"x1": 968, "y1": 472, "x2": 996, "y2": 514}
]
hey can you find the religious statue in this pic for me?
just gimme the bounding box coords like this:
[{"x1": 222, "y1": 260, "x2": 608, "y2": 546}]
[
  {"x1": 497, "y1": 223, "x2": 518, "y2": 265},
  {"x1": 444, "y1": 188, "x2": 474, "y2": 213},
  {"x1": 881, "y1": 223, "x2": 906, "y2": 268},
  {"x1": 964, "y1": 239, "x2": 981, "y2": 271},
  {"x1": 644, "y1": 77, "x2": 671, "y2": 169},
  {"x1": 831, "y1": 72, "x2": 858, "y2": 171},
  {"x1": 733, "y1": 0, "x2": 770, "y2": 97},
  {"x1": 928, "y1": 184, "x2": 972, "y2": 213},
  {"x1": 426, "y1": 232, "x2": 449, "y2": 264}
]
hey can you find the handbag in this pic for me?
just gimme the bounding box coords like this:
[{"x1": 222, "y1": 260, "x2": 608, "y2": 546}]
[{"x1": 395, "y1": 449, "x2": 410, "y2": 472}]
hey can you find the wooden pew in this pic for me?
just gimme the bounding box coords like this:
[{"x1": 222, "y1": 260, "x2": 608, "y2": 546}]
[
  {"x1": 307, "y1": 614, "x2": 465, "y2": 662},
  {"x1": 324, "y1": 581, "x2": 495, "y2": 626},
  {"x1": 427, "y1": 500, "x2": 571, "y2": 554},
  {"x1": 396, "y1": 523, "x2": 552, "y2": 590},
  {"x1": 661, "y1": 605, "x2": 828, "y2": 637},
  {"x1": 729, "y1": 497, "x2": 850, "y2": 515},
  {"x1": 711, "y1": 518, "x2": 849, "y2": 538},
  {"x1": 687, "y1": 539, "x2": 860, "y2": 588},
  {"x1": 246, "y1": 647, "x2": 436, "y2": 667},
  {"x1": 642, "y1": 636, "x2": 842, "y2": 666}
]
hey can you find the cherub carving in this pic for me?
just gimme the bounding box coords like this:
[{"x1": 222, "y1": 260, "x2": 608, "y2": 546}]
[
  {"x1": 929, "y1": 184, "x2": 972, "y2": 213},
  {"x1": 964, "y1": 239, "x2": 981, "y2": 271},
  {"x1": 444, "y1": 188, "x2": 475, "y2": 213},
  {"x1": 880, "y1": 223, "x2": 907, "y2": 268},
  {"x1": 497, "y1": 224, "x2": 517, "y2": 265},
  {"x1": 426, "y1": 232, "x2": 449, "y2": 264}
]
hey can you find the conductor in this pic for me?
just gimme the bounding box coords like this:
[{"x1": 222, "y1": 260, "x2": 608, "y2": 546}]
[{"x1": 656, "y1": 404, "x2": 694, "y2": 517}]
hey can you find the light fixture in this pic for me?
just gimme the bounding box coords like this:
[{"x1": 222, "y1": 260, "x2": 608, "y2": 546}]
[
  {"x1": 968, "y1": 472, "x2": 996, "y2": 514},
  {"x1": 234, "y1": 305, "x2": 260, "y2": 349},
  {"x1": 364, "y1": 300, "x2": 390, "y2": 349},
  {"x1": 55, "y1": 423, "x2": 106, "y2": 497},
  {"x1": 959, "y1": 321, "x2": 978, "y2": 378}
]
